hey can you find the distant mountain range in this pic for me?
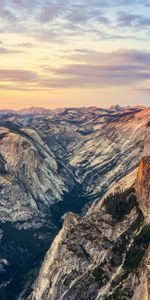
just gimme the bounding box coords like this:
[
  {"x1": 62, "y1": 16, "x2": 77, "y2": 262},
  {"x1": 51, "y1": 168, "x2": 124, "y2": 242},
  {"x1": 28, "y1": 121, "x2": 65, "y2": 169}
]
[
  {"x1": 0, "y1": 105, "x2": 149, "y2": 299},
  {"x1": 0, "y1": 105, "x2": 145, "y2": 116}
]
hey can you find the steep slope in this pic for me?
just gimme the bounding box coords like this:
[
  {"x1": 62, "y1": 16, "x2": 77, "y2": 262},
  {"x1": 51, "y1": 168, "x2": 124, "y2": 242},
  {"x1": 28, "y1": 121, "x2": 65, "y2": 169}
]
[
  {"x1": 0, "y1": 126, "x2": 67, "y2": 225},
  {"x1": 22, "y1": 106, "x2": 149, "y2": 198},
  {"x1": 31, "y1": 136, "x2": 150, "y2": 300},
  {"x1": 131, "y1": 134, "x2": 150, "y2": 300},
  {"x1": 0, "y1": 106, "x2": 149, "y2": 299},
  {"x1": 0, "y1": 126, "x2": 69, "y2": 299},
  {"x1": 136, "y1": 134, "x2": 150, "y2": 220},
  {"x1": 69, "y1": 107, "x2": 150, "y2": 195},
  {"x1": 1, "y1": 106, "x2": 148, "y2": 209}
]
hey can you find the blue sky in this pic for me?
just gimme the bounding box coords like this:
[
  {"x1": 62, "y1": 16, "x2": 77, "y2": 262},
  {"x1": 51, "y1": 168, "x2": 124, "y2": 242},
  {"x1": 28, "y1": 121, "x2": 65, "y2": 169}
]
[{"x1": 0, "y1": 0, "x2": 150, "y2": 108}]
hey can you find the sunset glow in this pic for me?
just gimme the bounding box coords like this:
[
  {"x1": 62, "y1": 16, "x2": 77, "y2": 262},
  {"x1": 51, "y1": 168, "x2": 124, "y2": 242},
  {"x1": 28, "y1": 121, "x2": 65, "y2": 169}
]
[{"x1": 0, "y1": 0, "x2": 150, "y2": 109}]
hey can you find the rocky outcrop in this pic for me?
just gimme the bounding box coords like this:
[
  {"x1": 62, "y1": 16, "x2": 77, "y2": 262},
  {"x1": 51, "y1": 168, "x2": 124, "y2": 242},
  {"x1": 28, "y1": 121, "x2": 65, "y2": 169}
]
[
  {"x1": 0, "y1": 126, "x2": 68, "y2": 300},
  {"x1": 136, "y1": 156, "x2": 150, "y2": 218},
  {"x1": 29, "y1": 179, "x2": 141, "y2": 299},
  {"x1": 0, "y1": 126, "x2": 67, "y2": 226},
  {"x1": 136, "y1": 134, "x2": 150, "y2": 219},
  {"x1": 0, "y1": 106, "x2": 149, "y2": 299},
  {"x1": 132, "y1": 252, "x2": 150, "y2": 300},
  {"x1": 1, "y1": 107, "x2": 149, "y2": 230},
  {"x1": 132, "y1": 133, "x2": 150, "y2": 300},
  {"x1": 30, "y1": 132, "x2": 150, "y2": 300}
]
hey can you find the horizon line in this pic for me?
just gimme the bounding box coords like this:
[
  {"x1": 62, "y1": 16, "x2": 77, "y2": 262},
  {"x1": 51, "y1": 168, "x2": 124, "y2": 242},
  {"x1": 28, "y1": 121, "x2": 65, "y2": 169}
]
[{"x1": 0, "y1": 104, "x2": 147, "y2": 112}]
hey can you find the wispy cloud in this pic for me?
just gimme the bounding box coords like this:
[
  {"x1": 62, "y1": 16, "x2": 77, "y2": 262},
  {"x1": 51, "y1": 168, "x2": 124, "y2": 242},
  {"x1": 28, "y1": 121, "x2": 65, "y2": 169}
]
[
  {"x1": 0, "y1": 0, "x2": 149, "y2": 43},
  {"x1": 0, "y1": 49, "x2": 149, "y2": 90},
  {"x1": 0, "y1": 69, "x2": 38, "y2": 82},
  {"x1": 0, "y1": 47, "x2": 22, "y2": 54},
  {"x1": 42, "y1": 49, "x2": 150, "y2": 88},
  {"x1": 0, "y1": 8, "x2": 17, "y2": 22},
  {"x1": 117, "y1": 11, "x2": 150, "y2": 27},
  {"x1": 36, "y1": 1, "x2": 109, "y2": 26},
  {"x1": 14, "y1": 42, "x2": 33, "y2": 48},
  {"x1": 0, "y1": 0, "x2": 149, "y2": 108}
]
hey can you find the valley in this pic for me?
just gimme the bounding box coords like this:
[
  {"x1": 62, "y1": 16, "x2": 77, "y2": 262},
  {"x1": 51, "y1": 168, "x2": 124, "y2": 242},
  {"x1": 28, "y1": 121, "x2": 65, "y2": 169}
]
[{"x1": 0, "y1": 105, "x2": 149, "y2": 299}]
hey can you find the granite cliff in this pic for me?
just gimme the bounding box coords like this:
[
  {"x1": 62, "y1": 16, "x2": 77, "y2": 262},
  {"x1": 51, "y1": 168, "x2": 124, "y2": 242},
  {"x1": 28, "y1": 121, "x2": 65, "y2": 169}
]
[
  {"x1": 0, "y1": 106, "x2": 149, "y2": 299},
  {"x1": 30, "y1": 134, "x2": 150, "y2": 300}
]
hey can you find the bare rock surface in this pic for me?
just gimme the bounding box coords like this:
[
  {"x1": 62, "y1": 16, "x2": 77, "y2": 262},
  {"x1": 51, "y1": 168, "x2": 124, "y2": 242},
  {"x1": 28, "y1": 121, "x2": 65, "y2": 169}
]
[
  {"x1": 0, "y1": 106, "x2": 149, "y2": 299},
  {"x1": 30, "y1": 125, "x2": 150, "y2": 300}
]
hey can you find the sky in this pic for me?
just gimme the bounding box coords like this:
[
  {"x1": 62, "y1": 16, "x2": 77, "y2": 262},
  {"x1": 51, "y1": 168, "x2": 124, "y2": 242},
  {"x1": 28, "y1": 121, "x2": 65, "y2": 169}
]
[{"x1": 0, "y1": 0, "x2": 150, "y2": 109}]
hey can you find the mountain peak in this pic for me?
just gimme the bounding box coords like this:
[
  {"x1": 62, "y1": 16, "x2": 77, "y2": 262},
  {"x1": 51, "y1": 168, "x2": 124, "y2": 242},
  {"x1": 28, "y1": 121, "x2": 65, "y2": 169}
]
[
  {"x1": 17, "y1": 107, "x2": 52, "y2": 116},
  {"x1": 109, "y1": 104, "x2": 122, "y2": 111}
]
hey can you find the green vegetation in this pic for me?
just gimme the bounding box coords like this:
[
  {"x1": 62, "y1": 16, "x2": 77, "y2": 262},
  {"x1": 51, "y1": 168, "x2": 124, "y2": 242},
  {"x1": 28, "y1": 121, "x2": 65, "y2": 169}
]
[
  {"x1": 124, "y1": 224, "x2": 150, "y2": 272},
  {"x1": 104, "y1": 187, "x2": 137, "y2": 220},
  {"x1": 92, "y1": 265, "x2": 109, "y2": 283},
  {"x1": 112, "y1": 209, "x2": 143, "y2": 258},
  {"x1": 50, "y1": 184, "x2": 94, "y2": 227},
  {"x1": 0, "y1": 154, "x2": 7, "y2": 175},
  {"x1": 0, "y1": 222, "x2": 55, "y2": 300},
  {"x1": 104, "y1": 289, "x2": 126, "y2": 300}
]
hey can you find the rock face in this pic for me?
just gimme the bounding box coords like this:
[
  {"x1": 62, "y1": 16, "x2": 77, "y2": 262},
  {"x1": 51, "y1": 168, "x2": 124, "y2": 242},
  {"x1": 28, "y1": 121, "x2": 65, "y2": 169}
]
[
  {"x1": 132, "y1": 133, "x2": 150, "y2": 300},
  {"x1": 30, "y1": 137, "x2": 150, "y2": 300},
  {"x1": 0, "y1": 126, "x2": 69, "y2": 300},
  {"x1": 0, "y1": 106, "x2": 149, "y2": 299},
  {"x1": 0, "y1": 127, "x2": 67, "y2": 226},
  {"x1": 136, "y1": 156, "x2": 150, "y2": 218},
  {"x1": 136, "y1": 134, "x2": 150, "y2": 219}
]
